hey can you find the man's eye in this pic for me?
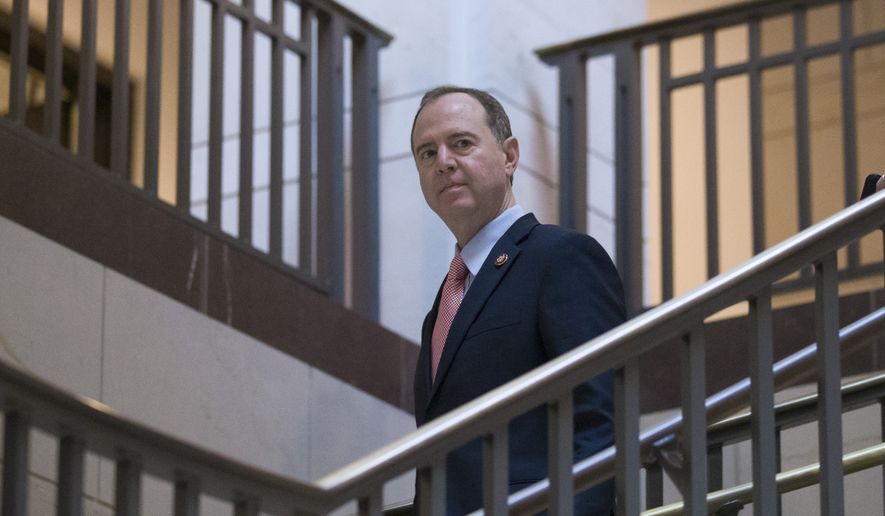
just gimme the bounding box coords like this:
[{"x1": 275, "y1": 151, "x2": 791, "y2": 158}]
[
  {"x1": 455, "y1": 139, "x2": 471, "y2": 148},
  {"x1": 420, "y1": 149, "x2": 436, "y2": 160}
]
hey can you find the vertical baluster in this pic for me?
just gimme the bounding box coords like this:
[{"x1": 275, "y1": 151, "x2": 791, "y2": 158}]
[
  {"x1": 840, "y1": 1, "x2": 860, "y2": 268},
  {"x1": 143, "y1": 0, "x2": 164, "y2": 193},
  {"x1": 357, "y1": 488, "x2": 383, "y2": 516},
  {"x1": 645, "y1": 462, "x2": 663, "y2": 510},
  {"x1": 794, "y1": 8, "x2": 811, "y2": 237},
  {"x1": 207, "y1": 1, "x2": 226, "y2": 227},
  {"x1": 234, "y1": 496, "x2": 259, "y2": 516},
  {"x1": 482, "y1": 424, "x2": 509, "y2": 515},
  {"x1": 750, "y1": 288, "x2": 777, "y2": 515},
  {"x1": 557, "y1": 52, "x2": 587, "y2": 233},
  {"x1": 78, "y1": 0, "x2": 98, "y2": 160},
  {"x1": 548, "y1": 392, "x2": 574, "y2": 516},
  {"x1": 703, "y1": 28, "x2": 719, "y2": 279},
  {"x1": 57, "y1": 435, "x2": 85, "y2": 516},
  {"x1": 880, "y1": 398, "x2": 884, "y2": 516},
  {"x1": 2, "y1": 410, "x2": 31, "y2": 516},
  {"x1": 177, "y1": 0, "x2": 195, "y2": 211},
  {"x1": 815, "y1": 252, "x2": 843, "y2": 516},
  {"x1": 239, "y1": 1, "x2": 256, "y2": 244},
  {"x1": 707, "y1": 443, "x2": 723, "y2": 492},
  {"x1": 659, "y1": 38, "x2": 674, "y2": 302},
  {"x1": 417, "y1": 459, "x2": 446, "y2": 516},
  {"x1": 350, "y1": 33, "x2": 382, "y2": 321},
  {"x1": 775, "y1": 427, "x2": 783, "y2": 515},
  {"x1": 748, "y1": 18, "x2": 765, "y2": 255},
  {"x1": 299, "y1": 8, "x2": 315, "y2": 273},
  {"x1": 44, "y1": 0, "x2": 65, "y2": 141},
  {"x1": 316, "y1": 12, "x2": 345, "y2": 299},
  {"x1": 269, "y1": 0, "x2": 285, "y2": 259},
  {"x1": 173, "y1": 475, "x2": 200, "y2": 516},
  {"x1": 681, "y1": 326, "x2": 707, "y2": 516},
  {"x1": 616, "y1": 358, "x2": 640, "y2": 516},
  {"x1": 111, "y1": 0, "x2": 131, "y2": 177},
  {"x1": 614, "y1": 42, "x2": 644, "y2": 316},
  {"x1": 115, "y1": 457, "x2": 142, "y2": 516},
  {"x1": 8, "y1": 0, "x2": 28, "y2": 124}
]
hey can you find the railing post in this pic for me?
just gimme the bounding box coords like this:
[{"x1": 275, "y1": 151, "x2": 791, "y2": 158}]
[
  {"x1": 77, "y1": 0, "x2": 98, "y2": 160},
  {"x1": 177, "y1": 0, "x2": 195, "y2": 211},
  {"x1": 351, "y1": 33, "x2": 382, "y2": 321},
  {"x1": 702, "y1": 28, "x2": 719, "y2": 280},
  {"x1": 8, "y1": 0, "x2": 29, "y2": 124},
  {"x1": 2, "y1": 410, "x2": 31, "y2": 516},
  {"x1": 749, "y1": 288, "x2": 777, "y2": 515},
  {"x1": 57, "y1": 435, "x2": 85, "y2": 516},
  {"x1": 358, "y1": 488, "x2": 383, "y2": 516},
  {"x1": 815, "y1": 252, "x2": 844, "y2": 515},
  {"x1": 482, "y1": 425, "x2": 509, "y2": 515},
  {"x1": 207, "y1": 0, "x2": 227, "y2": 227},
  {"x1": 556, "y1": 51, "x2": 587, "y2": 234},
  {"x1": 681, "y1": 325, "x2": 707, "y2": 516},
  {"x1": 111, "y1": 0, "x2": 132, "y2": 178},
  {"x1": 115, "y1": 456, "x2": 142, "y2": 516},
  {"x1": 645, "y1": 462, "x2": 663, "y2": 509},
  {"x1": 269, "y1": 0, "x2": 285, "y2": 260},
  {"x1": 299, "y1": 7, "x2": 315, "y2": 273},
  {"x1": 316, "y1": 12, "x2": 346, "y2": 302},
  {"x1": 659, "y1": 37, "x2": 674, "y2": 302},
  {"x1": 143, "y1": 0, "x2": 164, "y2": 194},
  {"x1": 234, "y1": 495, "x2": 259, "y2": 516},
  {"x1": 239, "y1": 0, "x2": 256, "y2": 245},
  {"x1": 548, "y1": 392, "x2": 574, "y2": 516},
  {"x1": 44, "y1": 0, "x2": 65, "y2": 142},
  {"x1": 615, "y1": 358, "x2": 640, "y2": 516},
  {"x1": 614, "y1": 42, "x2": 644, "y2": 317},
  {"x1": 173, "y1": 474, "x2": 200, "y2": 516},
  {"x1": 417, "y1": 459, "x2": 446, "y2": 516}
]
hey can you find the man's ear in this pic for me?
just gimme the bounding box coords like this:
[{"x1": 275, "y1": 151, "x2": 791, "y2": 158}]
[{"x1": 502, "y1": 136, "x2": 520, "y2": 177}]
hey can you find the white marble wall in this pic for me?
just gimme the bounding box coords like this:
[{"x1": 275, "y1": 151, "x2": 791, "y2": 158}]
[
  {"x1": 0, "y1": 215, "x2": 414, "y2": 513},
  {"x1": 332, "y1": 0, "x2": 646, "y2": 341}
]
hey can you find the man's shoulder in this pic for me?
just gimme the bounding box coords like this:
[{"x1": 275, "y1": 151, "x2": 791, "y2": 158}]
[{"x1": 524, "y1": 222, "x2": 605, "y2": 253}]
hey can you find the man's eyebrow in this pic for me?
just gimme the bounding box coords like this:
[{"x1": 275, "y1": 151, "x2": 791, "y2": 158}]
[
  {"x1": 449, "y1": 131, "x2": 478, "y2": 141},
  {"x1": 414, "y1": 141, "x2": 434, "y2": 155}
]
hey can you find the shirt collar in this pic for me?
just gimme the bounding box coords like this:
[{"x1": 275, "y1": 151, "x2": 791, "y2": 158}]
[{"x1": 458, "y1": 205, "x2": 525, "y2": 278}]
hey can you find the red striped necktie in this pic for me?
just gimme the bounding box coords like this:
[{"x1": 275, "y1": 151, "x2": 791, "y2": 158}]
[{"x1": 431, "y1": 254, "x2": 468, "y2": 380}]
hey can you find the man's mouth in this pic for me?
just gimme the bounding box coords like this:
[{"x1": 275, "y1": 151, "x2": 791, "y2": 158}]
[{"x1": 441, "y1": 183, "x2": 465, "y2": 194}]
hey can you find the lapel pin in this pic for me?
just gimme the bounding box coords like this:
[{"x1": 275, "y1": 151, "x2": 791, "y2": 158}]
[{"x1": 495, "y1": 253, "x2": 508, "y2": 267}]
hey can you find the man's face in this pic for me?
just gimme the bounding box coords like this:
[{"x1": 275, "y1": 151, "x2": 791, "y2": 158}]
[{"x1": 411, "y1": 93, "x2": 517, "y2": 235}]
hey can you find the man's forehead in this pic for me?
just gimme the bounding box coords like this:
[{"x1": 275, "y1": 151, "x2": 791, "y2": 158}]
[{"x1": 413, "y1": 93, "x2": 487, "y2": 142}]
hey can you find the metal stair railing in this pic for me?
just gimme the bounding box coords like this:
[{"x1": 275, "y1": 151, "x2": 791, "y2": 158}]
[
  {"x1": 492, "y1": 305, "x2": 885, "y2": 515},
  {"x1": 2, "y1": 194, "x2": 884, "y2": 515},
  {"x1": 315, "y1": 190, "x2": 885, "y2": 515}
]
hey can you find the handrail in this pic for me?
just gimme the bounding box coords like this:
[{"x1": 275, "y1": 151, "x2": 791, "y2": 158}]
[
  {"x1": 503, "y1": 306, "x2": 885, "y2": 514},
  {"x1": 316, "y1": 189, "x2": 885, "y2": 507},
  {"x1": 706, "y1": 371, "x2": 885, "y2": 447},
  {"x1": 642, "y1": 441, "x2": 885, "y2": 516},
  {"x1": 535, "y1": 0, "x2": 834, "y2": 59}
]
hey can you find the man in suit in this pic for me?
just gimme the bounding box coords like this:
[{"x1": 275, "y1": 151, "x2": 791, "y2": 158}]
[{"x1": 410, "y1": 86, "x2": 626, "y2": 515}]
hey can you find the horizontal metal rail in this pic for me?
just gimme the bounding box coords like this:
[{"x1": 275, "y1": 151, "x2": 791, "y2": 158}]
[
  {"x1": 706, "y1": 372, "x2": 885, "y2": 448},
  {"x1": 641, "y1": 441, "x2": 885, "y2": 516}
]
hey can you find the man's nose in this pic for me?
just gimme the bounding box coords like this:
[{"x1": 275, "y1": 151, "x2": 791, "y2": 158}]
[{"x1": 436, "y1": 146, "x2": 456, "y2": 172}]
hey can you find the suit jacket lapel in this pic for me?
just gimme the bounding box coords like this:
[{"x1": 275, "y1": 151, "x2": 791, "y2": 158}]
[{"x1": 427, "y1": 214, "x2": 539, "y2": 407}]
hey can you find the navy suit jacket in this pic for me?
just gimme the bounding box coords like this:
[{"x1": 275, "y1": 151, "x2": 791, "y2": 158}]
[{"x1": 414, "y1": 213, "x2": 626, "y2": 515}]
